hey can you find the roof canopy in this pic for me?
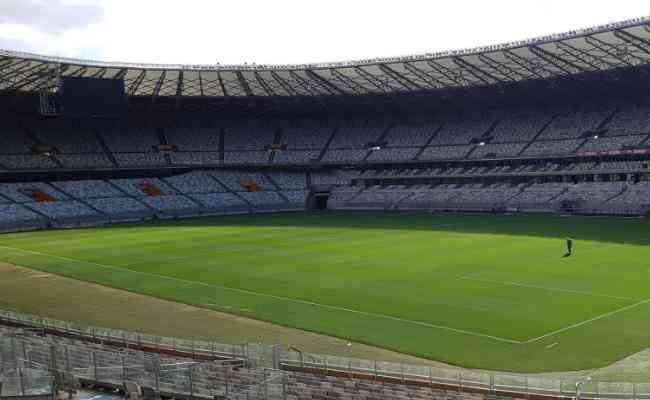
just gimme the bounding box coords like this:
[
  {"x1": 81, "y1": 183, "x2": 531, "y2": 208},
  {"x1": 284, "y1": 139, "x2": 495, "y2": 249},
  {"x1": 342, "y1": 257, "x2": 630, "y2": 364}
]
[{"x1": 1, "y1": 16, "x2": 649, "y2": 98}]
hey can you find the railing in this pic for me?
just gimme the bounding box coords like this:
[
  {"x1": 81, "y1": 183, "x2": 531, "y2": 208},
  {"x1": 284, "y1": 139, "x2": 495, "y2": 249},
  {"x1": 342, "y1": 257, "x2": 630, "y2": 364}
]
[
  {"x1": 2, "y1": 309, "x2": 650, "y2": 400},
  {"x1": 0, "y1": 360, "x2": 54, "y2": 398}
]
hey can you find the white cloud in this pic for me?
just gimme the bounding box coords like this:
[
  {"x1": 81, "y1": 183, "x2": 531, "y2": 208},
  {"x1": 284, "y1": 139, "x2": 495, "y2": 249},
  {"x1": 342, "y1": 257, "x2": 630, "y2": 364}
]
[
  {"x1": 0, "y1": 0, "x2": 648, "y2": 64},
  {"x1": 0, "y1": 0, "x2": 104, "y2": 34}
]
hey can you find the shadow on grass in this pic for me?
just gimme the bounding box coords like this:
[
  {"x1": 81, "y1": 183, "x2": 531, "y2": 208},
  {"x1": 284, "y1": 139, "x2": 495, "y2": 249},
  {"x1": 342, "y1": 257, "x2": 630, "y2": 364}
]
[{"x1": 89, "y1": 210, "x2": 650, "y2": 247}]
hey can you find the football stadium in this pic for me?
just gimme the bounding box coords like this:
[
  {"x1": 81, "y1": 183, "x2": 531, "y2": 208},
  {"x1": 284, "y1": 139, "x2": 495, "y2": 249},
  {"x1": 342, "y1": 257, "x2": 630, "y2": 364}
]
[{"x1": 1, "y1": 8, "x2": 650, "y2": 400}]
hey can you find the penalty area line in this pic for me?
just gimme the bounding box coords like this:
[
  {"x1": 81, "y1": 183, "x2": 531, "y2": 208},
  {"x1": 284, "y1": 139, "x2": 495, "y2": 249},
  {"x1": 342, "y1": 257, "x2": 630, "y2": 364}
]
[
  {"x1": 0, "y1": 244, "x2": 522, "y2": 345},
  {"x1": 460, "y1": 276, "x2": 638, "y2": 301},
  {"x1": 524, "y1": 298, "x2": 650, "y2": 344}
]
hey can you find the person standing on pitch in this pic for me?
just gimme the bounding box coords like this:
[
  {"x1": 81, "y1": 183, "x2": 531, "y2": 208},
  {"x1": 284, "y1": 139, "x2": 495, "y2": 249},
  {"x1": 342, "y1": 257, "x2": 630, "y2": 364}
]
[{"x1": 565, "y1": 237, "x2": 573, "y2": 256}]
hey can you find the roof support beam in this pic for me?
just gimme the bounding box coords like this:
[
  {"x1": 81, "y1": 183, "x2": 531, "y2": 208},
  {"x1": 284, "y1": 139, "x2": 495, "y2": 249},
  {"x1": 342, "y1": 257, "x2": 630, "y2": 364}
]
[
  {"x1": 452, "y1": 57, "x2": 502, "y2": 85},
  {"x1": 613, "y1": 29, "x2": 650, "y2": 55},
  {"x1": 216, "y1": 72, "x2": 228, "y2": 97},
  {"x1": 235, "y1": 71, "x2": 253, "y2": 96},
  {"x1": 378, "y1": 64, "x2": 423, "y2": 91},
  {"x1": 557, "y1": 41, "x2": 617, "y2": 70},
  {"x1": 198, "y1": 71, "x2": 204, "y2": 96},
  {"x1": 0, "y1": 59, "x2": 32, "y2": 78},
  {"x1": 529, "y1": 45, "x2": 587, "y2": 74},
  {"x1": 477, "y1": 54, "x2": 523, "y2": 81},
  {"x1": 502, "y1": 50, "x2": 550, "y2": 80},
  {"x1": 151, "y1": 70, "x2": 166, "y2": 100},
  {"x1": 174, "y1": 71, "x2": 183, "y2": 109},
  {"x1": 401, "y1": 62, "x2": 443, "y2": 89},
  {"x1": 304, "y1": 70, "x2": 346, "y2": 95},
  {"x1": 253, "y1": 72, "x2": 276, "y2": 96},
  {"x1": 175, "y1": 71, "x2": 184, "y2": 97},
  {"x1": 112, "y1": 68, "x2": 128, "y2": 80},
  {"x1": 584, "y1": 36, "x2": 642, "y2": 66},
  {"x1": 288, "y1": 70, "x2": 319, "y2": 95},
  {"x1": 353, "y1": 66, "x2": 390, "y2": 92},
  {"x1": 426, "y1": 61, "x2": 467, "y2": 86},
  {"x1": 128, "y1": 70, "x2": 146, "y2": 95},
  {"x1": 270, "y1": 71, "x2": 298, "y2": 95},
  {"x1": 90, "y1": 68, "x2": 108, "y2": 78},
  {"x1": 68, "y1": 65, "x2": 88, "y2": 77},
  {"x1": 0, "y1": 57, "x2": 20, "y2": 70},
  {"x1": 0, "y1": 61, "x2": 42, "y2": 84},
  {"x1": 329, "y1": 69, "x2": 365, "y2": 94},
  {"x1": 11, "y1": 65, "x2": 52, "y2": 90}
]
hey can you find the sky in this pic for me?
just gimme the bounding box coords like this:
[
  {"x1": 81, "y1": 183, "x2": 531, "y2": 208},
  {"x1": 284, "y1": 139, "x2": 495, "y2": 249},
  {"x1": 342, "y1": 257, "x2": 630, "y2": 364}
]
[{"x1": 0, "y1": 0, "x2": 648, "y2": 66}]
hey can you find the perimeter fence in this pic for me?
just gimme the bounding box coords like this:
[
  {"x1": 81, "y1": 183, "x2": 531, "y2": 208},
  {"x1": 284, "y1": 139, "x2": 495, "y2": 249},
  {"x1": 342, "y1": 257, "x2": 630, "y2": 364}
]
[{"x1": 1, "y1": 309, "x2": 650, "y2": 400}]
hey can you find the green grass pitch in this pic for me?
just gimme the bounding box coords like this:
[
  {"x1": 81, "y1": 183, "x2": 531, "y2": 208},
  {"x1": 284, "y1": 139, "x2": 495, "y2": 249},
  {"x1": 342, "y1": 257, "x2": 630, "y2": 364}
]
[{"x1": 0, "y1": 211, "x2": 649, "y2": 373}]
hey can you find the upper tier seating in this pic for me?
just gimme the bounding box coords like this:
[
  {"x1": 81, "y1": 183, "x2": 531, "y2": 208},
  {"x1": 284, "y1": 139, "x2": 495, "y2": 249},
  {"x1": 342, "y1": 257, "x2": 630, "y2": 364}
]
[
  {"x1": 328, "y1": 124, "x2": 385, "y2": 149},
  {"x1": 490, "y1": 111, "x2": 553, "y2": 143},
  {"x1": 384, "y1": 123, "x2": 440, "y2": 147},
  {"x1": 164, "y1": 122, "x2": 220, "y2": 151},
  {"x1": 430, "y1": 114, "x2": 495, "y2": 145},
  {"x1": 1, "y1": 99, "x2": 650, "y2": 171},
  {"x1": 282, "y1": 126, "x2": 332, "y2": 150},
  {"x1": 539, "y1": 107, "x2": 612, "y2": 139},
  {"x1": 224, "y1": 126, "x2": 274, "y2": 151}
]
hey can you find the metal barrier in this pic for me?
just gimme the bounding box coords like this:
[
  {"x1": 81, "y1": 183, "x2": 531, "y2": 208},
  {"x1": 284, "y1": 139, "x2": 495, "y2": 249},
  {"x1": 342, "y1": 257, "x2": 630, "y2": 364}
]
[{"x1": 2, "y1": 309, "x2": 650, "y2": 400}]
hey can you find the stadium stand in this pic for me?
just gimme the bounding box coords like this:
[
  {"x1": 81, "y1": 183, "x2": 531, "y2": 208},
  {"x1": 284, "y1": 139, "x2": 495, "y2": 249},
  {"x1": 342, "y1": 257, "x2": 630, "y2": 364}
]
[{"x1": 0, "y1": 16, "x2": 649, "y2": 228}]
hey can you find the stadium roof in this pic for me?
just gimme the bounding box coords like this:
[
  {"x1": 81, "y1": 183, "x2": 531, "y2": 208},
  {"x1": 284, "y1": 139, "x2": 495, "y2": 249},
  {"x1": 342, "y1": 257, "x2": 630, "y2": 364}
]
[{"x1": 1, "y1": 16, "x2": 650, "y2": 98}]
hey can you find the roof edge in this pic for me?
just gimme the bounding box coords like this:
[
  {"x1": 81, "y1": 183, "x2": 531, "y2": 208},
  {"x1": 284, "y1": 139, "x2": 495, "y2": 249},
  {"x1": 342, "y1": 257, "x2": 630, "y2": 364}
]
[{"x1": 1, "y1": 15, "x2": 649, "y2": 72}]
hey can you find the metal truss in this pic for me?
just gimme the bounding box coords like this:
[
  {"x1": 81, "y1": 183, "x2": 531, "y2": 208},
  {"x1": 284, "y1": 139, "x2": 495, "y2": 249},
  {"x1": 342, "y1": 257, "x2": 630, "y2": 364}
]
[
  {"x1": 378, "y1": 64, "x2": 423, "y2": 91},
  {"x1": 305, "y1": 70, "x2": 346, "y2": 95},
  {"x1": 90, "y1": 68, "x2": 108, "y2": 78},
  {"x1": 528, "y1": 45, "x2": 587, "y2": 75},
  {"x1": 288, "y1": 70, "x2": 319, "y2": 96},
  {"x1": 216, "y1": 72, "x2": 228, "y2": 97},
  {"x1": 352, "y1": 66, "x2": 391, "y2": 93},
  {"x1": 175, "y1": 71, "x2": 184, "y2": 97},
  {"x1": 613, "y1": 29, "x2": 650, "y2": 54},
  {"x1": 401, "y1": 62, "x2": 444, "y2": 89},
  {"x1": 502, "y1": 50, "x2": 553, "y2": 80},
  {"x1": 112, "y1": 68, "x2": 128, "y2": 80},
  {"x1": 329, "y1": 69, "x2": 366, "y2": 95},
  {"x1": 269, "y1": 71, "x2": 298, "y2": 96},
  {"x1": 127, "y1": 70, "x2": 146, "y2": 96},
  {"x1": 556, "y1": 41, "x2": 618, "y2": 70},
  {"x1": 452, "y1": 57, "x2": 503, "y2": 85},
  {"x1": 150, "y1": 71, "x2": 166, "y2": 108},
  {"x1": 1, "y1": 62, "x2": 43, "y2": 87},
  {"x1": 253, "y1": 71, "x2": 276, "y2": 96},
  {"x1": 477, "y1": 54, "x2": 525, "y2": 82},
  {"x1": 235, "y1": 71, "x2": 253, "y2": 96},
  {"x1": 426, "y1": 60, "x2": 471, "y2": 87}
]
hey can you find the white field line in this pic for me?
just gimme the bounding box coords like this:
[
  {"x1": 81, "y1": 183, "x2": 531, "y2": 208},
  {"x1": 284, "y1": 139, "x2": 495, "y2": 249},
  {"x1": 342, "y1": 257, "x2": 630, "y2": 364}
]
[
  {"x1": 524, "y1": 298, "x2": 650, "y2": 344},
  {"x1": 0, "y1": 244, "x2": 521, "y2": 345},
  {"x1": 460, "y1": 276, "x2": 638, "y2": 301}
]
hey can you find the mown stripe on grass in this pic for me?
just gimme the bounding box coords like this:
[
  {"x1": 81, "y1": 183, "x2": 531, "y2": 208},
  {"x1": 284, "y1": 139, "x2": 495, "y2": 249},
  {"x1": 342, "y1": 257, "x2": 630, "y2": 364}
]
[{"x1": 0, "y1": 244, "x2": 522, "y2": 345}]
